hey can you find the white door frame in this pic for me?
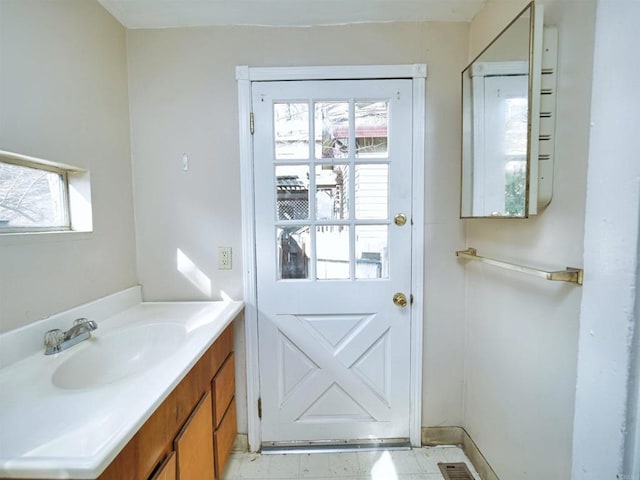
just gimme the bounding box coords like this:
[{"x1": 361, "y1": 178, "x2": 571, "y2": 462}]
[{"x1": 236, "y1": 64, "x2": 426, "y2": 452}]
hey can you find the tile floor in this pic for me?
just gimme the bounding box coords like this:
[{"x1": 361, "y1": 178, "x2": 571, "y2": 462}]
[{"x1": 221, "y1": 446, "x2": 481, "y2": 480}]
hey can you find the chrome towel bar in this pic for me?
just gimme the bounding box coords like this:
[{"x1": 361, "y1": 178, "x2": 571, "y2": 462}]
[{"x1": 456, "y1": 247, "x2": 583, "y2": 285}]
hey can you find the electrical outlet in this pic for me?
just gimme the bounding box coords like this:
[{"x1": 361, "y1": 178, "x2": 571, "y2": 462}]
[{"x1": 218, "y1": 247, "x2": 232, "y2": 270}]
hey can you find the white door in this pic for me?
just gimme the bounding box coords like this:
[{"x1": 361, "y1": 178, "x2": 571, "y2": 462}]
[{"x1": 252, "y1": 79, "x2": 413, "y2": 445}]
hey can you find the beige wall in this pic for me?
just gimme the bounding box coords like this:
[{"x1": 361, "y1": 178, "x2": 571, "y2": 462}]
[
  {"x1": 0, "y1": 0, "x2": 137, "y2": 333},
  {"x1": 127, "y1": 22, "x2": 470, "y2": 432},
  {"x1": 463, "y1": 0, "x2": 596, "y2": 478}
]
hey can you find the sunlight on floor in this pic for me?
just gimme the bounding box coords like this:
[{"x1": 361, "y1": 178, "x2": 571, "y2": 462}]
[{"x1": 370, "y1": 451, "x2": 398, "y2": 479}]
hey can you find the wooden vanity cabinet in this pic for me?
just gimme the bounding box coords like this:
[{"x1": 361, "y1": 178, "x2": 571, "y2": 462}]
[{"x1": 98, "y1": 320, "x2": 238, "y2": 480}]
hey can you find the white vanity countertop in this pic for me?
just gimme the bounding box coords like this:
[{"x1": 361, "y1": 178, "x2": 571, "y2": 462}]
[{"x1": 0, "y1": 296, "x2": 244, "y2": 479}]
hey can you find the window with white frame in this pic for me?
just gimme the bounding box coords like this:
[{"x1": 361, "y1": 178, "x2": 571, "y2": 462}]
[{"x1": 0, "y1": 151, "x2": 91, "y2": 233}]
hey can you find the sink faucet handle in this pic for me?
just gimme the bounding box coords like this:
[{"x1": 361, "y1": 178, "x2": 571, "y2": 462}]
[
  {"x1": 73, "y1": 317, "x2": 89, "y2": 325},
  {"x1": 44, "y1": 329, "x2": 64, "y2": 347}
]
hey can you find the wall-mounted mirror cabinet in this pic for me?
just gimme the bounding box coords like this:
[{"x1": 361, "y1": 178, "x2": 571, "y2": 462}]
[{"x1": 461, "y1": 2, "x2": 555, "y2": 218}]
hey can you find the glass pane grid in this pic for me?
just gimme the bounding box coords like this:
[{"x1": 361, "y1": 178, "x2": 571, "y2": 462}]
[
  {"x1": 276, "y1": 221, "x2": 351, "y2": 228},
  {"x1": 273, "y1": 97, "x2": 393, "y2": 282}
]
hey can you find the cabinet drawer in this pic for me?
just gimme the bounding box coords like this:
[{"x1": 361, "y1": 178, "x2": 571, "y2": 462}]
[
  {"x1": 214, "y1": 398, "x2": 237, "y2": 480},
  {"x1": 205, "y1": 323, "x2": 233, "y2": 386},
  {"x1": 212, "y1": 353, "x2": 235, "y2": 428}
]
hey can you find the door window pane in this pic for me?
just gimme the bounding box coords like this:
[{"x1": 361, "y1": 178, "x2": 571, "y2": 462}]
[
  {"x1": 277, "y1": 226, "x2": 310, "y2": 279},
  {"x1": 355, "y1": 164, "x2": 388, "y2": 220},
  {"x1": 355, "y1": 101, "x2": 388, "y2": 158},
  {"x1": 274, "y1": 103, "x2": 309, "y2": 159},
  {"x1": 276, "y1": 165, "x2": 309, "y2": 220},
  {"x1": 356, "y1": 225, "x2": 388, "y2": 279},
  {"x1": 315, "y1": 164, "x2": 349, "y2": 220},
  {"x1": 315, "y1": 102, "x2": 349, "y2": 159},
  {"x1": 316, "y1": 225, "x2": 350, "y2": 280}
]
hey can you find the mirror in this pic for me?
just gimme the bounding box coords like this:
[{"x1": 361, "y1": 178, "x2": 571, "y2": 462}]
[{"x1": 461, "y1": 2, "x2": 537, "y2": 218}]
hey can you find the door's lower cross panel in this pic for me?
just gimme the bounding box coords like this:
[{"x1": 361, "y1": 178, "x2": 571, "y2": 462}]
[{"x1": 273, "y1": 313, "x2": 392, "y2": 424}]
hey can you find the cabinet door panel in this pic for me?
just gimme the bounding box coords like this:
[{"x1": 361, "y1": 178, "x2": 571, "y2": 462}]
[
  {"x1": 150, "y1": 452, "x2": 176, "y2": 480},
  {"x1": 214, "y1": 398, "x2": 237, "y2": 479},
  {"x1": 174, "y1": 391, "x2": 215, "y2": 480},
  {"x1": 213, "y1": 353, "x2": 235, "y2": 428}
]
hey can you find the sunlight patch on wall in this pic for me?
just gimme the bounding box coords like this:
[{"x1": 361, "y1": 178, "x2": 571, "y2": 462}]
[
  {"x1": 177, "y1": 248, "x2": 211, "y2": 297},
  {"x1": 220, "y1": 290, "x2": 233, "y2": 302}
]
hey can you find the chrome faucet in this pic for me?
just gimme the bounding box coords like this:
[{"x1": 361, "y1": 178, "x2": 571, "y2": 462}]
[{"x1": 44, "y1": 318, "x2": 98, "y2": 355}]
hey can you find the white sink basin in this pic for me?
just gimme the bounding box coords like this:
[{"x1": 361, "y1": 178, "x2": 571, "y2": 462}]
[{"x1": 52, "y1": 323, "x2": 187, "y2": 390}]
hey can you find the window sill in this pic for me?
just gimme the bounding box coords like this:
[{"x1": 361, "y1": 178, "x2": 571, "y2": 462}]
[{"x1": 0, "y1": 229, "x2": 94, "y2": 246}]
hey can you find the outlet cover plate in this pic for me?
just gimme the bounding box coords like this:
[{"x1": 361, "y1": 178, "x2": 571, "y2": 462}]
[{"x1": 218, "y1": 247, "x2": 232, "y2": 270}]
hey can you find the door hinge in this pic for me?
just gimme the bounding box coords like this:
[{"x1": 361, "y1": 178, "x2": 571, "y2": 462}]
[
  {"x1": 250, "y1": 112, "x2": 255, "y2": 135},
  {"x1": 258, "y1": 397, "x2": 262, "y2": 419}
]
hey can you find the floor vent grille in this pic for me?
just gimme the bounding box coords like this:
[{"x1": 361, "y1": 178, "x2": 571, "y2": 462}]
[{"x1": 438, "y1": 462, "x2": 475, "y2": 480}]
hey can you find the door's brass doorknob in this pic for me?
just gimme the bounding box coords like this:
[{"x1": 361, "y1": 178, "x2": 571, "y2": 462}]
[
  {"x1": 394, "y1": 213, "x2": 407, "y2": 226},
  {"x1": 393, "y1": 292, "x2": 408, "y2": 308}
]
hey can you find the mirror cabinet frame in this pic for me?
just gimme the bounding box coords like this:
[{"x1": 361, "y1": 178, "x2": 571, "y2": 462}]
[{"x1": 460, "y1": 1, "x2": 545, "y2": 218}]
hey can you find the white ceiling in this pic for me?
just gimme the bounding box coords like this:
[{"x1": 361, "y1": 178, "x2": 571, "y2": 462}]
[{"x1": 97, "y1": 0, "x2": 487, "y2": 29}]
